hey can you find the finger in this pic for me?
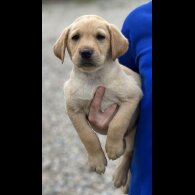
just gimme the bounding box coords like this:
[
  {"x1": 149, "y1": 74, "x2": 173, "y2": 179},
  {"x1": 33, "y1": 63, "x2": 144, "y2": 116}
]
[
  {"x1": 90, "y1": 86, "x2": 105, "y2": 113},
  {"x1": 103, "y1": 104, "x2": 118, "y2": 122}
]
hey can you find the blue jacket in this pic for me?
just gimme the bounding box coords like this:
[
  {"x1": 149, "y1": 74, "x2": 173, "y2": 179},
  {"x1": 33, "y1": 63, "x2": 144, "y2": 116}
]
[{"x1": 119, "y1": 2, "x2": 152, "y2": 195}]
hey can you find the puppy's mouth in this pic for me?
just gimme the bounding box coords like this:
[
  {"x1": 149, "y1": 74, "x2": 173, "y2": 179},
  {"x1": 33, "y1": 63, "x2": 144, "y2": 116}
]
[
  {"x1": 78, "y1": 59, "x2": 96, "y2": 67},
  {"x1": 74, "y1": 56, "x2": 102, "y2": 72},
  {"x1": 77, "y1": 63, "x2": 100, "y2": 72},
  {"x1": 77, "y1": 59, "x2": 100, "y2": 72}
]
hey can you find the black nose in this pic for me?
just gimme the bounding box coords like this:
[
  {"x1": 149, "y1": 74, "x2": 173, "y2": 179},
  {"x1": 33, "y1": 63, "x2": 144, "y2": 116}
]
[{"x1": 79, "y1": 49, "x2": 93, "y2": 59}]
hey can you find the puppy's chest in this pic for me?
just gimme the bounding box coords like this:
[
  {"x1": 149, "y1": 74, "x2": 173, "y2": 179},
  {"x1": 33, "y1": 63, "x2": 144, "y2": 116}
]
[{"x1": 67, "y1": 80, "x2": 120, "y2": 114}]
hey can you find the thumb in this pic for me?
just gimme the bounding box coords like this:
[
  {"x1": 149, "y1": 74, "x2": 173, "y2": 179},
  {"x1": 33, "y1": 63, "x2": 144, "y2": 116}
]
[{"x1": 103, "y1": 104, "x2": 118, "y2": 117}]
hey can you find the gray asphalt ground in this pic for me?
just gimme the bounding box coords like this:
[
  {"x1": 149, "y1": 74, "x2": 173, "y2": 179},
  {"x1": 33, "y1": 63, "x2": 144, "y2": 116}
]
[{"x1": 42, "y1": 0, "x2": 148, "y2": 194}]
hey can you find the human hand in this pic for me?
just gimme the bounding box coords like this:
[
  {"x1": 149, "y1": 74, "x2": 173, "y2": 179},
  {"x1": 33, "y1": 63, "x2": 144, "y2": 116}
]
[{"x1": 88, "y1": 86, "x2": 118, "y2": 135}]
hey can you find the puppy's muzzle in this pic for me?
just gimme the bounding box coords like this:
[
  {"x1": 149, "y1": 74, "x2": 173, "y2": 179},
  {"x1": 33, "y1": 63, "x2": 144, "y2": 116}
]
[{"x1": 79, "y1": 48, "x2": 94, "y2": 59}]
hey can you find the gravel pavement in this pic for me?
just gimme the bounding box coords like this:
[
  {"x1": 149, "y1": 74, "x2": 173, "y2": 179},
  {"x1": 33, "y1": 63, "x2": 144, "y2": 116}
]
[{"x1": 42, "y1": 0, "x2": 148, "y2": 194}]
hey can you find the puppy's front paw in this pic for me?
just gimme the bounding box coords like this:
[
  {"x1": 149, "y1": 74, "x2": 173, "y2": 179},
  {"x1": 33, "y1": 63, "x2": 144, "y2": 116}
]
[
  {"x1": 105, "y1": 139, "x2": 125, "y2": 160},
  {"x1": 88, "y1": 152, "x2": 107, "y2": 174}
]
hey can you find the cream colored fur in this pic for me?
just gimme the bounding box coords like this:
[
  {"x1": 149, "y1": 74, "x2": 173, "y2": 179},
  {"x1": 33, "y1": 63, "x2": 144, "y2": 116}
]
[{"x1": 53, "y1": 15, "x2": 143, "y2": 194}]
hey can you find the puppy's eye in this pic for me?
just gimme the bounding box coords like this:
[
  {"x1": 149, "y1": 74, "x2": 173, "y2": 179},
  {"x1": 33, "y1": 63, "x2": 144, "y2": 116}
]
[
  {"x1": 96, "y1": 34, "x2": 105, "y2": 41},
  {"x1": 72, "y1": 34, "x2": 80, "y2": 41}
]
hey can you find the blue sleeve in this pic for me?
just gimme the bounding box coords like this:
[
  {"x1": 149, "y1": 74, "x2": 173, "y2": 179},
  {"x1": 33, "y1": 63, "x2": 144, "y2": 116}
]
[
  {"x1": 118, "y1": 2, "x2": 152, "y2": 195},
  {"x1": 119, "y1": 16, "x2": 138, "y2": 72}
]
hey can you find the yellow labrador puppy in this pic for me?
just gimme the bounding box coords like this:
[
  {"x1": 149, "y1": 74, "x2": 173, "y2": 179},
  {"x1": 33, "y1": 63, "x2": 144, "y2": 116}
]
[{"x1": 53, "y1": 15, "x2": 142, "y2": 193}]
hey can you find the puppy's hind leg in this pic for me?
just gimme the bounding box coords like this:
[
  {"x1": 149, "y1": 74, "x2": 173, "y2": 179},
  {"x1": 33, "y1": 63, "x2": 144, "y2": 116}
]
[
  {"x1": 121, "y1": 170, "x2": 131, "y2": 194},
  {"x1": 112, "y1": 127, "x2": 136, "y2": 193}
]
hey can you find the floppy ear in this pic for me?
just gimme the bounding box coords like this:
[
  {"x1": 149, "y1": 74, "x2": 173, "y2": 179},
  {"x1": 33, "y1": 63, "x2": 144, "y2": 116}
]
[
  {"x1": 108, "y1": 24, "x2": 129, "y2": 61},
  {"x1": 53, "y1": 27, "x2": 69, "y2": 64}
]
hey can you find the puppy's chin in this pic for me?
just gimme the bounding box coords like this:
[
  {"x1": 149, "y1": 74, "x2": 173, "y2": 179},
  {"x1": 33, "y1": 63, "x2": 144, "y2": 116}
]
[{"x1": 77, "y1": 65, "x2": 101, "y2": 73}]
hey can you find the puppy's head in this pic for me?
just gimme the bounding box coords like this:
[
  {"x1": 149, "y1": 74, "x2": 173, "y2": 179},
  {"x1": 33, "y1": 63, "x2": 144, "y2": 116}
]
[{"x1": 53, "y1": 15, "x2": 128, "y2": 72}]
